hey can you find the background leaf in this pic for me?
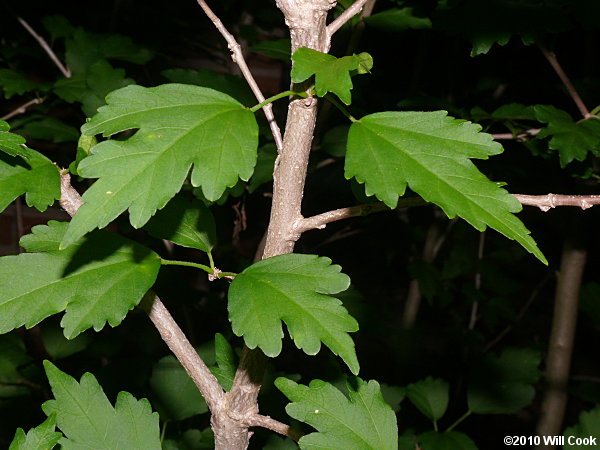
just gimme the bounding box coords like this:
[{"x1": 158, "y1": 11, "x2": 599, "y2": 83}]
[
  {"x1": 61, "y1": 84, "x2": 258, "y2": 248},
  {"x1": 468, "y1": 347, "x2": 541, "y2": 414},
  {"x1": 345, "y1": 110, "x2": 546, "y2": 264},
  {"x1": 228, "y1": 254, "x2": 359, "y2": 374},
  {"x1": 276, "y1": 377, "x2": 397, "y2": 450},
  {"x1": 564, "y1": 405, "x2": 600, "y2": 450},
  {"x1": 0, "y1": 221, "x2": 160, "y2": 338},
  {"x1": 407, "y1": 377, "x2": 449, "y2": 421},
  {"x1": 418, "y1": 431, "x2": 478, "y2": 450},
  {"x1": 9, "y1": 415, "x2": 62, "y2": 450},
  {"x1": 365, "y1": 8, "x2": 432, "y2": 32},
  {"x1": 42, "y1": 361, "x2": 161, "y2": 449}
]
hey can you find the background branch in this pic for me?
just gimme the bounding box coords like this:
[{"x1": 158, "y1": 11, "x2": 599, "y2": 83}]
[
  {"x1": 195, "y1": 0, "x2": 283, "y2": 152},
  {"x1": 1, "y1": 98, "x2": 43, "y2": 121},
  {"x1": 492, "y1": 128, "x2": 541, "y2": 141},
  {"x1": 17, "y1": 17, "x2": 71, "y2": 78},
  {"x1": 327, "y1": 0, "x2": 370, "y2": 37}
]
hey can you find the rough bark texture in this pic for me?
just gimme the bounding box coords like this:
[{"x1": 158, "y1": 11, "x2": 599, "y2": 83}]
[{"x1": 213, "y1": 1, "x2": 335, "y2": 448}]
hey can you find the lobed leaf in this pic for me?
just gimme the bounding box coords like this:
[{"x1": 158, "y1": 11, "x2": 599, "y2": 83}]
[
  {"x1": 42, "y1": 361, "x2": 161, "y2": 449},
  {"x1": 61, "y1": 83, "x2": 258, "y2": 248},
  {"x1": 345, "y1": 110, "x2": 546, "y2": 264},
  {"x1": 9, "y1": 415, "x2": 62, "y2": 450},
  {"x1": 228, "y1": 254, "x2": 359, "y2": 374},
  {"x1": 0, "y1": 221, "x2": 160, "y2": 338},
  {"x1": 276, "y1": 377, "x2": 397, "y2": 449}
]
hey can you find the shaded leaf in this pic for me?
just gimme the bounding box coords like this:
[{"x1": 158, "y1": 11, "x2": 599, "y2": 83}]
[
  {"x1": 291, "y1": 48, "x2": 372, "y2": 105},
  {"x1": 345, "y1": 110, "x2": 546, "y2": 264},
  {"x1": 9, "y1": 414, "x2": 62, "y2": 450},
  {"x1": 248, "y1": 144, "x2": 277, "y2": 193},
  {"x1": 564, "y1": 405, "x2": 600, "y2": 450},
  {"x1": 534, "y1": 105, "x2": 600, "y2": 166},
  {"x1": 0, "y1": 69, "x2": 43, "y2": 99},
  {"x1": 407, "y1": 377, "x2": 449, "y2": 421},
  {"x1": 42, "y1": 361, "x2": 161, "y2": 449},
  {"x1": 276, "y1": 377, "x2": 397, "y2": 450},
  {"x1": 491, "y1": 103, "x2": 536, "y2": 121},
  {"x1": 251, "y1": 39, "x2": 291, "y2": 62},
  {"x1": 365, "y1": 8, "x2": 432, "y2": 32},
  {"x1": 61, "y1": 84, "x2": 258, "y2": 248},
  {"x1": 0, "y1": 221, "x2": 160, "y2": 338},
  {"x1": 149, "y1": 355, "x2": 209, "y2": 421},
  {"x1": 418, "y1": 431, "x2": 478, "y2": 450},
  {"x1": 468, "y1": 347, "x2": 541, "y2": 414},
  {"x1": 41, "y1": 324, "x2": 91, "y2": 360},
  {"x1": 228, "y1": 254, "x2": 359, "y2": 374},
  {"x1": 42, "y1": 15, "x2": 75, "y2": 40},
  {"x1": 144, "y1": 195, "x2": 216, "y2": 253},
  {"x1": 211, "y1": 333, "x2": 237, "y2": 391},
  {"x1": 18, "y1": 117, "x2": 79, "y2": 143}
]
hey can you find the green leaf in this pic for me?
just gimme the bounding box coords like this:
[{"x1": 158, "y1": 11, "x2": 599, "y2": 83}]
[
  {"x1": 61, "y1": 84, "x2": 258, "y2": 248},
  {"x1": 291, "y1": 48, "x2": 372, "y2": 105},
  {"x1": 41, "y1": 324, "x2": 91, "y2": 359},
  {"x1": 264, "y1": 435, "x2": 298, "y2": 449},
  {"x1": 42, "y1": 15, "x2": 75, "y2": 40},
  {"x1": 18, "y1": 117, "x2": 79, "y2": 143},
  {"x1": 321, "y1": 124, "x2": 349, "y2": 157},
  {"x1": 564, "y1": 405, "x2": 600, "y2": 450},
  {"x1": 144, "y1": 195, "x2": 216, "y2": 253},
  {"x1": 0, "y1": 69, "x2": 42, "y2": 99},
  {"x1": 211, "y1": 333, "x2": 238, "y2": 391},
  {"x1": 534, "y1": 105, "x2": 600, "y2": 166},
  {"x1": 0, "y1": 221, "x2": 160, "y2": 338},
  {"x1": 0, "y1": 334, "x2": 31, "y2": 383},
  {"x1": 42, "y1": 361, "x2": 161, "y2": 449},
  {"x1": 149, "y1": 355, "x2": 209, "y2": 421},
  {"x1": 276, "y1": 377, "x2": 397, "y2": 450},
  {"x1": 407, "y1": 377, "x2": 449, "y2": 421},
  {"x1": 491, "y1": 103, "x2": 536, "y2": 121},
  {"x1": 69, "y1": 134, "x2": 97, "y2": 175},
  {"x1": 345, "y1": 110, "x2": 546, "y2": 264},
  {"x1": 468, "y1": 347, "x2": 541, "y2": 414},
  {"x1": 80, "y1": 60, "x2": 135, "y2": 117},
  {"x1": 9, "y1": 414, "x2": 62, "y2": 450},
  {"x1": 0, "y1": 146, "x2": 60, "y2": 213},
  {"x1": 418, "y1": 431, "x2": 478, "y2": 450},
  {"x1": 365, "y1": 8, "x2": 432, "y2": 32},
  {"x1": 251, "y1": 39, "x2": 292, "y2": 62},
  {"x1": 228, "y1": 254, "x2": 359, "y2": 374},
  {"x1": 54, "y1": 74, "x2": 87, "y2": 103},
  {"x1": 0, "y1": 120, "x2": 28, "y2": 158},
  {"x1": 248, "y1": 143, "x2": 277, "y2": 193},
  {"x1": 162, "y1": 68, "x2": 256, "y2": 106}
]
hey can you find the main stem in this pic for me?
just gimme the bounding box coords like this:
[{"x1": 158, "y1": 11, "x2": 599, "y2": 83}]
[{"x1": 214, "y1": 2, "x2": 335, "y2": 449}]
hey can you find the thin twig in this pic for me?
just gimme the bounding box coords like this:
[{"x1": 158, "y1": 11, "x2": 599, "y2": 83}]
[
  {"x1": 492, "y1": 128, "x2": 541, "y2": 141},
  {"x1": 17, "y1": 17, "x2": 71, "y2": 78},
  {"x1": 538, "y1": 42, "x2": 590, "y2": 119},
  {"x1": 514, "y1": 193, "x2": 600, "y2": 211},
  {"x1": 195, "y1": 0, "x2": 283, "y2": 153},
  {"x1": 58, "y1": 170, "x2": 225, "y2": 413},
  {"x1": 246, "y1": 414, "x2": 304, "y2": 442},
  {"x1": 327, "y1": 0, "x2": 370, "y2": 37},
  {"x1": 1, "y1": 98, "x2": 43, "y2": 121}
]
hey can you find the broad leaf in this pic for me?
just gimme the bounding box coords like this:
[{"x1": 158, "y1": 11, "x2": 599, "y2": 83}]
[
  {"x1": 228, "y1": 254, "x2": 359, "y2": 374},
  {"x1": 42, "y1": 361, "x2": 161, "y2": 449},
  {"x1": 276, "y1": 377, "x2": 397, "y2": 450},
  {"x1": 345, "y1": 110, "x2": 546, "y2": 264},
  {"x1": 418, "y1": 431, "x2": 478, "y2": 450},
  {"x1": 9, "y1": 415, "x2": 62, "y2": 450},
  {"x1": 468, "y1": 347, "x2": 541, "y2": 414},
  {"x1": 0, "y1": 69, "x2": 43, "y2": 99},
  {"x1": 211, "y1": 333, "x2": 238, "y2": 391},
  {"x1": 0, "y1": 221, "x2": 160, "y2": 338},
  {"x1": 0, "y1": 120, "x2": 28, "y2": 158},
  {"x1": 61, "y1": 84, "x2": 258, "y2": 248},
  {"x1": 149, "y1": 355, "x2": 209, "y2": 421},
  {"x1": 491, "y1": 103, "x2": 536, "y2": 121},
  {"x1": 17, "y1": 117, "x2": 79, "y2": 143},
  {"x1": 291, "y1": 48, "x2": 372, "y2": 105},
  {"x1": 564, "y1": 405, "x2": 600, "y2": 450},
  {"x1": 407, "y1": 377, "x2": 449, "y2": 421},
  {"x1": 365, "y1": 8, "x2": 432, "y2": 32},
  {"x1": 144, "y1": 195, "x2": 216, "y2": 253},
  {"x1": 534, "y1": 105, "x2": 600, "y2": 166},
  {"x1": 0, "y1": 145, "x2": 60, "y2": 213}
]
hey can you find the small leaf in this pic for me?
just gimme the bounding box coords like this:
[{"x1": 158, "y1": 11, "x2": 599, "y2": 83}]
[
  {"x1": 251, "y1": 39, "x2": 292, "y2": 62},
  {"x1": 61, "y1": 84, "x2": 258, "y2": 248},
  {"x1": 228, "y1": 254, "x2": 359, "y2": 374},
  {"x1": 149, "y1": 355, "x2": 209, "y2": 421},
  {"x1": 41, "y1": 324, "x2": 91, "y2": 359},
  {"x1": 468, "y1": 347, "x2": 541, "y2": 414},
  {"x1": 18, "y1": 117, "x2": 79, "y2": 143},
  {"x1": 418, "y1": 431, "x2": 478, "y2": 450},
  {"x1": 42, "y1": 15, "x2": 75, "y2": 40},
  {"x1": 276, "y1": 377, "x2": 397, "y2": 450},
  {"x1": 345, "y1": 110, "x2": 546, "y2": 264},
  {"x1": 211, "y1": 333, "x2": 238, "y2": 391},
  {"x1": 0, "y1": 69, "x2": 42, "y2": 99},
  {"x1": 0, "y1": 145, "x2": 60, "y2": 213},
  {"x1": 0, "y1": 120, "x2": 28, "y2": 158},
  {"x1": 144, "y1": 195, "x2": 216, "y2": 253},
  {"x1": 42, "y1": 361, "x2": 161, "y2": 449},
  {"x1": 407, "y1": 377, "x2": 449, "y2": 421},
  {"x1": 365, "y1": 8, "x2": 432, "y2": 32},
  {"x1": 534, "y1": 105, "x2": 600, "y2": 166},
  {"x1": 564, "y1": 405, "x2": 600, "y2": 450},
  {"x1": 491, "y1": 103, "x2": 536, "y2": 121},
  {"x1": 9, "y1": 414, "x2": 62, "y2": 450},
  {"x1": 0, "y1": 221, "x2": 160, "y2": 338},
  {"x1": 291, "y1": 48, "x2": 372, "y2": 105}
]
